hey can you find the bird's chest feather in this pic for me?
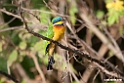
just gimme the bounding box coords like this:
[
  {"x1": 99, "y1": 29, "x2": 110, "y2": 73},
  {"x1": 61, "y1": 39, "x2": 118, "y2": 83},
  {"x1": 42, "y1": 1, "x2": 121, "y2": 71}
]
[
  {"x1": 53, "y1": 26, "x2": 65, "y2": 41},
  {"x1": 53, "y1": 26, "x2": 65, "y2": 35}
]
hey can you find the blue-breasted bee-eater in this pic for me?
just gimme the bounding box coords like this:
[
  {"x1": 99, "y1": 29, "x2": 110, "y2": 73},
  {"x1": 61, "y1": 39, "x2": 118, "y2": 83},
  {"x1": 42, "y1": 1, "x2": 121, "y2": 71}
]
[{"x1": 46, "y1": 17, "x2": 65, "y2": 70}]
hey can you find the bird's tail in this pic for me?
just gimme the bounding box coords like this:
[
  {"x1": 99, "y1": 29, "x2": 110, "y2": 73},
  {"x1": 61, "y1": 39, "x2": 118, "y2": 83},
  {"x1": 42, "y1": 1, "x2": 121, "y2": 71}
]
[{"x1": 47, "y1": 56, "x2": 55, "y2": 70}]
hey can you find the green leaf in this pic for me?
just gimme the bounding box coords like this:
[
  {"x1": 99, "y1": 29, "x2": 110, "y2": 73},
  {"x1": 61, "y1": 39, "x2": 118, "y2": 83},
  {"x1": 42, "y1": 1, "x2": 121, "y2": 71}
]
[
  {"x1": 108, "y1": 15, "x2": 115, "y2": 25},
  {"x1": 96, "y1": 10, "x2": 104, "y2": 19},
  {"x1": 19, "y1": 41, "x2": 27, "y2": 50},
  {"x1": 8, "y1": 50, "x2": 18, "y2": 66},
  {"x1": 108, "y1": 12, "x2": 119, "y2": 26},
  {"x1": 0, "y1": 56, "x2": 7, "y2": 73},
  {"x1": 34, "y1": 41, "x2": 44, "y2": 52}
]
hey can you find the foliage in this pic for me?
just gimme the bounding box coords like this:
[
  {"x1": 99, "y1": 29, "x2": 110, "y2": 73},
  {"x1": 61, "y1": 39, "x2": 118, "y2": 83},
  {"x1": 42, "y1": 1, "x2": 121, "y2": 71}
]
[
  {"x1": 0, "y1": 0, "x2": 124, "y2": 83},
  {"x1": 106, "y1": 0, "x2": 124, "y2": 25},
  {"x1": 0, "y1": 79, "x2": 4, "y2": 83}
]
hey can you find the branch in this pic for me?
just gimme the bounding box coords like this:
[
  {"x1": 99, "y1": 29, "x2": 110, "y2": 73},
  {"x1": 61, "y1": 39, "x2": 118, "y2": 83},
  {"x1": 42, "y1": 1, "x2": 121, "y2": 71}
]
[
  {"x1": 19, "y1": 10, "x2": 124, "y2": 80},
  {"x1": 0, "y1": 26, "x2": 22, "y2": 32},
  {"x1": 66, "y1": 21, "x2": 124, "y2": 82},
  {"x1": 29, "y1": 52, "x2": 46, "y2": 83},
  {"x1": 0, "y1": 9, "x2": 22, "y2": 20},
  {"x1": 0, "y1": 70, "x2": 20, "y2": 83}
]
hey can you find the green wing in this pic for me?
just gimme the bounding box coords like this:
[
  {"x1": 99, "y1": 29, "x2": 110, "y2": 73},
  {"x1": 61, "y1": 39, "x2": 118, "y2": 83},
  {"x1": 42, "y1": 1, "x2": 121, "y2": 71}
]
[
  {"x1": 44, "y1": 22, "x2": 54, "y2": 54},
  {"x1": 46, "y1": 22, "x2": 54, "y2": 39}
]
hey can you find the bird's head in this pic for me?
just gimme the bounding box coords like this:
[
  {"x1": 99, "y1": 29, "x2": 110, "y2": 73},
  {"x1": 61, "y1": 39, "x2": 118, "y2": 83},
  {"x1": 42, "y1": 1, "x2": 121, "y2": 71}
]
[{"x1": 52, "y1": 17, "x2": 64, "y2": 26}]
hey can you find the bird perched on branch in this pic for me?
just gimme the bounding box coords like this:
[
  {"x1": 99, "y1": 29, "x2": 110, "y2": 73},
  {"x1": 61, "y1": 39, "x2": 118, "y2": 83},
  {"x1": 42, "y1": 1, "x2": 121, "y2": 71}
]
[{"x1": 45, "y1": 17, "x2": 65, "y2": 70}]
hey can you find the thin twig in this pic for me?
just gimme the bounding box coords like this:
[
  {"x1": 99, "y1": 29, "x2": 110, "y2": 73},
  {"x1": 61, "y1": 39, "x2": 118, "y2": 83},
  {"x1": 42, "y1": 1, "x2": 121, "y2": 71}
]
[
  {"x1": 0, "y1": 26, "x2": 23, "y2": 32},
  {"x1": 23, "y1": 11, "x2": 41, "y2": 22},
  {"x1": 0, "y1": 70, "x2": 20, "y2": 83},
  {"x1": 42, "y1": 0, "x2": 51, "y2": 10},
  {"x1": 30, "y1": 52, "x2": 46, "y2": 83},
  {"x1": 101, "y1": 24, "x2": 123, "y2": 60},
  {"x1": 1, "y1": 17, "x2": 16, "y2": 29},
  {"x1": 68, "y1": 64, "x2": 81, "y2": 83},
  {"x1": 0, "y1": 9, "x2": 22, "y2": 20},
  {"x1": 93, "y1": 70, "x2": 100, "y2": 83}
]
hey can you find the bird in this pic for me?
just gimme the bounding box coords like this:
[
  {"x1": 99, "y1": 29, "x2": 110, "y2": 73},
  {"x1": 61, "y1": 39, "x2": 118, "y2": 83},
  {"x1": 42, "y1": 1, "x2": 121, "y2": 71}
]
[{"x1": 45, "y1": 16, "x2": 65, "y2": 70}]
